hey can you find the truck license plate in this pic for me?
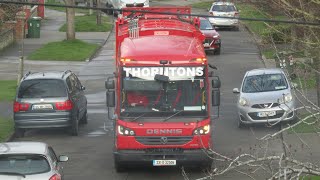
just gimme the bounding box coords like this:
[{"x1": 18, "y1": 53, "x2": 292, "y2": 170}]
[
  {"x1": 257, "y1": 111, "x2": 276, "y2": 117},
  {"x1": 153, "y1": 160, "x2": 176, "y2": 166}
]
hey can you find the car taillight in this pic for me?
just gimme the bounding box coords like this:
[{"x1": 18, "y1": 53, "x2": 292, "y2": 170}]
[
  {"x1": 234, "y1": 12, "x2": 239, "y2": 18},
  {"x1": 13, "y1": 101, "x2": 30, "y2": 112},
  {"x1": 210, "y1": 12, "x2": 214, "y2": 15},
  {"x1": 56, "y1": 100, "x2": 73, "y2": 111},
  {"x1": 49, "y1": 174, "x2": 61, "y2": 180}
]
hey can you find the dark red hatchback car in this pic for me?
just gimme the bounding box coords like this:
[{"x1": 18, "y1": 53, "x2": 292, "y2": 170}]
[{"x1": 199, "y1": 17, "x2": 221, "y2": 55}]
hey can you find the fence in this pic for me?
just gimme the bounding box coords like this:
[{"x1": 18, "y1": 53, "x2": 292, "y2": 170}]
[{"x1": 0, "y1": 28, "x2": 14, "y2": 51}]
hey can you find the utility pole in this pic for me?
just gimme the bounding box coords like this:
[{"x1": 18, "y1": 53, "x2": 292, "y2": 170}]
[
  {"x1": 96, "y1": 0, "x2": 101, "y2": 25},
  {"x1": 16, "y1": 10, "x2": 26, "y2": 85}
]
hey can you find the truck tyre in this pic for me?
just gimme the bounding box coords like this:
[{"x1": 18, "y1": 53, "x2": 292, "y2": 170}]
[
  {"x1": 15, "y1": 128, "x2": 25, "y2": 138},
  {"x1": 80, "y1": 110, "x2": 88, "y2": 124},
  {"x1": 70, "y1": 114, "x2": 79, "y2": 136},
  {"x1": 214, "y1": 48, "x2": 221, "y2": 55},
  {"x1": 114, "y1": 159, "x2": 126, "y2": 172}
]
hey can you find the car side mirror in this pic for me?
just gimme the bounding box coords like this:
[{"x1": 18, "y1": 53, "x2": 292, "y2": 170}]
[
  {"x1": 81, "y1": 86, "x2": 86, "y2": 91},
  {"x1": 106, "y1": 91, "x2": 115, "y2": 107},
  {"x1": 233, "y1": 88, "x2": 240, "y2": 93},
  {"x1": 291, "y1": 83, "x2": 298, "y2": 89},
  {"x1": 58, "y1": 155, "x2": 69, "y2": 162}
]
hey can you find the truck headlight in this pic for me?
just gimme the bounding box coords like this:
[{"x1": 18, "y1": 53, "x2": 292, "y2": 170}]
[
  {"x1": 278, "y1": 94, "x2": 293, "y2": 104},
  {"x1": 193, "y1": 125, "x2": 210, "y2": 135},
  {"x1": 239, "y1": 97, "x2": 248, "y2": 106},
  {"x1": 213, "y1": 35, "x2": 219, "y2": 39},
  {"x1": 118, "y1": 125, "x2": 135, "y2": 136}
]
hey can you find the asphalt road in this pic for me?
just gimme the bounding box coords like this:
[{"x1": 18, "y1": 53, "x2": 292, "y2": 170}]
[{"x1": 13, "y1": 9, "x2": 285, "y2": 180}]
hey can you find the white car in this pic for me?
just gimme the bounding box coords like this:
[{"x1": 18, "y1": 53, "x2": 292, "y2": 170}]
[
  {"x1": 208, "y1": 2, "x2": 240, "y2": 31},
  {"x1": 0, "y1": 142, "x2": 68, "y2": 180}
]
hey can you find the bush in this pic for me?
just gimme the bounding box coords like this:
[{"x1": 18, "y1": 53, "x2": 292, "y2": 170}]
[{"x1": 261, "y1": 25, "x2": 292, "y2": 44}]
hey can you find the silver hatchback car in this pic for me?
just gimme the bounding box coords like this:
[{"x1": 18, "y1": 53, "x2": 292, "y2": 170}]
[
  {"x1": 233, "y1": 68, "x2": 296, "y2": 128},
  {"x1": 208, "y1": 1, "x2": 240, "y2": 30},
  {"x1": 0, "y1": 142, "x2": 68, "y2": 180}
]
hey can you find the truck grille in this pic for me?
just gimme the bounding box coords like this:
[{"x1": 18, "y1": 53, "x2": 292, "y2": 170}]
[
  {"x1": 135, "y1": 136, "x2": 193, "y2": 145},
  {"x1": 144, "y1": 148, "x2": 183, "y2": 154},
  {"x1": 251, "y1": 103, "x2": 280, "y2": 109},
  {"x1": 203, "y1": 39, "x2": 213, "y2": 44}
]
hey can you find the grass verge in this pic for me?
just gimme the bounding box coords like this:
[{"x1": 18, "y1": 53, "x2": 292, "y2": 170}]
[
  {"x1": 0, "y1": 80, "x2": 17, "y2": 101},
  {"x1": 59, "y1": 14, "x2": 112, "y2": 32},
  {"x1": 191, "y1": 1, "x2": 211, "y2": 9},
  {"x1": 46, "y1": 0, "x2": 90, "y2": 14},
  {"x1": 0, "y1": 117, "x2": 14, "y2": 142},
  {"x1": 288, "y1": 113, "x2": 320, "y2": 134},
  {"x1": 28, "y1": 39, "x2": 99, "y2": 61}
]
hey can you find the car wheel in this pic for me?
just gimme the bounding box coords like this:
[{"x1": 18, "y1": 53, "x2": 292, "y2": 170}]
[
  {"x1": 15, "y1": 128, "x2": 25, "y2": 138},
  {"x1": 238, "y1": 119, "x2": 245, "y2": 128},
  {"x1": 233, "y1": 26, "x2": 240, "y2": 31},
  {"x1": 80, "y1": 110, "x2": 88, "y2": 125},
  {"x1": 70, "y1": 114, "x2": 79, "y2": 136},
  {"x1": 114, "y1": 158, "x2": 126, "y2": 173}
]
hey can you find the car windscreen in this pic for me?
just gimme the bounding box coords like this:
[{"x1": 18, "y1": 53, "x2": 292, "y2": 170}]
[
  {"x1": 212, "y1": 5, "x2": 236, "y2": 12},
  {"x1": 200, "y1": 19, "x2": 214, "y2": 30},
  {"x1": 242, "y1": 73, "x2": 288, "y2": 93},
  {"x1": 0, "y1": 154, "x2": 50, "y2": 175},
  {"x1": 18, "y1": 79, "x2": 67, "y2": 98}
]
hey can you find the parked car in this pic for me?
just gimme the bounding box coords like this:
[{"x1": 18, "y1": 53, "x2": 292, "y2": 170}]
[
  {"x1": 233, "y1": 68, "x2": 297, "y2": 128},
  {"x1": 199, "y1": 17, "x2": 221, "y2": 55},
  {"x1": 208, "y1": 1, "x2": 240, "y2": 31},
  {"x1": 0, "y1": 142, "x2": 68, "y2": 180},
  {"x1": 14, "y1": 70, "x2": 88, "y2": 137}
]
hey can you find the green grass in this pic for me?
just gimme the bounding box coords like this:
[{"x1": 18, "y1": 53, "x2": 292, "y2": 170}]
[
  {"x1": 0, "y1": 80, "x2": 17, "y2": 101},
  {"x1": 262, "y1": 49, "x2": 275, "y2": 59},
  {"x1": 293, "y1": 76, "x2": 316, "y2": 89},
  {"x1": 46, "y1": 0, "x2": 90, "y2": 14},
  {"x1": 302, "y1": 176, "x2": 320, "y2": 180},
  {"x1": 288, "y1": 113, "x2": 320, "y2": 133},
  {"x1": 236, "y1": 4, "x2": 268, "y2": 36},
  {"x1": 191, "y1": 1, "x2": 212, "y2": 9},
  {"x1": 28, "y1": 39, "x2": 99, "y2": 61},
  {"x1": 59, "y1": 14, "x2": 112, "y2": 32},
  {"x1": 0, "y1": 117, "x2": 14, "y2": 142}
]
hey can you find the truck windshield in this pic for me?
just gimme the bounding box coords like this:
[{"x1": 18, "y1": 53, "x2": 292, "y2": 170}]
[{"x1": 120, "y1": 66, "x2": 208, "y2": 122}]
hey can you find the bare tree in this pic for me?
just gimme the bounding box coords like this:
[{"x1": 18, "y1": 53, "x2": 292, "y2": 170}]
[{"x1": 63, "y1": 0, "x2": 75, "y2": 40}]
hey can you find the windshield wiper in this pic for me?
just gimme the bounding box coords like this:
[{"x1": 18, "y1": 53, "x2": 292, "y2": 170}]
[
  {"x1": 130, "y1": 113, "x2": 148, "y2": 122},
  {"x1": 163, "y1": 110, "x2": 184, "y2": 122},
  {"x1": 0, "y1": 172, "x2": 26, "y2": 178}
]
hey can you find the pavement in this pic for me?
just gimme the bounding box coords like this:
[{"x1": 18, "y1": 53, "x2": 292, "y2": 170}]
[{"x1": 0, "y1": 8, "x2": 109, "y2": 80}]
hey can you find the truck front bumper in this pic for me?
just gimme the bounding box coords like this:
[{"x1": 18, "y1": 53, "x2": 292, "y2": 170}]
[{"x1": 114, "y1": 149, "x2": 213, "y2": 167}]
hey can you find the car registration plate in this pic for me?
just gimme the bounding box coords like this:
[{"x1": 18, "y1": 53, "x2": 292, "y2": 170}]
[
  {"x1": 153, "y1": 160, "x2": 176, "y2": 166},
  {"x1": 32, "y1": 104, "x2": 53, "y2": 110},
  {"x1": 257, "y1": 111, "x2": 276, "y2": 117},
  {"x1": 203, "y1": 43, "x2": 210, "y2": 47}
]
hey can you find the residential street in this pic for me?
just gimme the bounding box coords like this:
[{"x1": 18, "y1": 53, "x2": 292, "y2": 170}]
[{"x1": 1, "y1": 1, "x2": 319, "y2": 180}]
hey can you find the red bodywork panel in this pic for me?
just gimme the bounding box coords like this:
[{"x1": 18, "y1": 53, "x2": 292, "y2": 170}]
[
  {"x1": 114, "y1": 7, "x2": 213, "y2": 152},
  {"x1": 116, "y1": 118, "x2": 212, "y2": 150}
]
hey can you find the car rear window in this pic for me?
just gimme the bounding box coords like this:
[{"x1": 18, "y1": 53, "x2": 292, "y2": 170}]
[
  {"x1": 0, "y1": 154, "x2": 50, "y2": 175},
  {"x1": 18, "y1": 79, "x2": 67, "y2": 98},
  {"x1": 200, "y1": 19, "x2": 214, "y2": 30},
  {"x1": 212, "y1": 5, "x2": 236, "y2": 12}
]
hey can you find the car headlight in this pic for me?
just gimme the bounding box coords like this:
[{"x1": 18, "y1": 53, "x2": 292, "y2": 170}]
[
  {"x1": 239, "y1": 97, "x2": 248, "y2": 106},
  {"x1": 278, "y1": 94, "x2": 293, "y2": 104},
  {"x1": 193, "y1": 125, "x2": 210, "y2": 135},
  {"x1": 213, "y1": 35, "x2": 219, "y2": 39},
  {"x1": 118, "y1": 125, "x2": 135, "y2": 136}
]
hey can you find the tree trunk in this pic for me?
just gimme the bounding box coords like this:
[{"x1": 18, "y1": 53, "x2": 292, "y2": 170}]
[
  {"x1": 96, "y1": 0, "x2": 102, "y2": 25},
  {"x1": 65, "y1": 0, "x2": 75, "y2": 40}
]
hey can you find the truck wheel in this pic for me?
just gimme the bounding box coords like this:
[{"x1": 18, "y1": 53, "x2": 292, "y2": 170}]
[
  {"x1": 15, "y1": 128, "x2": 25, "y2": 138},
  {"x1": 80, "y1": 110, "x2": 88, "y2": 125},
  {"x1": 214, "y1": 48, "x2": 221, "y2": 55},
  {"x1": 114, "y1": 159, "x2": 126, "y2": 172}
]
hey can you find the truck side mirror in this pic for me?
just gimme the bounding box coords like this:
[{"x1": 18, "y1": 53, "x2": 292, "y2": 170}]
[
  {"x1": 105, "y1": 79, "x2": 115, "y2": 89},
  {"x1": 106, "y1": 91, "x2": 115, "y2": 107},
  {"x1": 212, "y1": 89, "x2": 220, "y2": 106},
  {"x1": 212, "y1": 77, "x2": 221, "y2": 88}
]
